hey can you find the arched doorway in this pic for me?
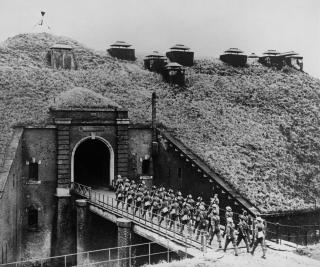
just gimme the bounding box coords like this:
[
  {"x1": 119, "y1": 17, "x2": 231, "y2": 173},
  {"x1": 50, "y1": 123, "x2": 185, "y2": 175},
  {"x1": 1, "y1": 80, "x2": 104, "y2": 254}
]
[{"x1": 72, "y1": 137, "x2": 114, "y2": 188}]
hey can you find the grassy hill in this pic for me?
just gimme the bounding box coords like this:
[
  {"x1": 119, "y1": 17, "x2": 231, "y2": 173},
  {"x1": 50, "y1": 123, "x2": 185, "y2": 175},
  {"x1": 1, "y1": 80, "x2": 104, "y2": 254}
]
[{"x1": 1, "y1": 33, "x2": 320, "y2": 213}]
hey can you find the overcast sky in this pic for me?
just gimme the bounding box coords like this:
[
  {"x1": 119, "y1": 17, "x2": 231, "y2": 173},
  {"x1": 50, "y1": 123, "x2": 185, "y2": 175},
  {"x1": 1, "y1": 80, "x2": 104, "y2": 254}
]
[{"x1": 1, "y1": 0, "x2": 319, "y2": 78}]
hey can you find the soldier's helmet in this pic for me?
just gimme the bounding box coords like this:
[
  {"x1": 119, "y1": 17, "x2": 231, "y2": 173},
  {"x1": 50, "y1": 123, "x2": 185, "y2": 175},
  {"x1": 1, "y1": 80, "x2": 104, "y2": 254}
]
[
  {"x1": 152, "y1": 185, "x2": 156, "y2": 189},
  {"x1": 125, "y1": 178, "x2": 130, "y2": 182},
  {"x1": 188, "y1": 194, "x2": 192, "y2": 199},
  {"x1": 239, "y1": 215, "x2": 244, "y2": 220},
  {"x1": 256, "y1": 217, "x2": 263, "y2": 222},
  {"x1": 141, "y1": 181, "x2": 146, "y2": 185},
  {"x1": 177, "y1": 191, "x2": 182, "y2": 196},
  {"x1": 131, "y1": 180, "x2": 135, "y2": 184},
  {"x1": 226, "y1": 206, "x2": 232, "y2": 211},
  {"x1": 200, "y1": 205, "x2": 206, "y2": 211}
]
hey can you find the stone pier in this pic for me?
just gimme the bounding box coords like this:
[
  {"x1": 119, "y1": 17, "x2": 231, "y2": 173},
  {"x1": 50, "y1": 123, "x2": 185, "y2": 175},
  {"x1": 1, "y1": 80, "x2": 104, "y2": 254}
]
[
  {"x1": 117, "y1": 218, "x2": 132, "y2": 267},
  {"x1": 52, "y1": 188, "x2": 74, "y2": 257},
  {"x1": 76, "y1": 199, "x2": 89, "y2": 265}
]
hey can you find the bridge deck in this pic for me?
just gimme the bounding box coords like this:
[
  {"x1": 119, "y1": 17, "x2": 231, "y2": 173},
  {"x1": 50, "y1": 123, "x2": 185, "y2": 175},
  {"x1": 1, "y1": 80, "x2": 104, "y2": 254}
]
[{"x1": 72, "y1": 183, "x2": 249, "y2": 257}]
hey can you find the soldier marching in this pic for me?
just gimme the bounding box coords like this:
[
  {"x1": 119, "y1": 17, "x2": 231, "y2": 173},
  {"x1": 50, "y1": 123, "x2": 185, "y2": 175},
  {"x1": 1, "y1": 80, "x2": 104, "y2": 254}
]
[{"x1": 114, "y1": 175, "x2": 267, "y2": 258}]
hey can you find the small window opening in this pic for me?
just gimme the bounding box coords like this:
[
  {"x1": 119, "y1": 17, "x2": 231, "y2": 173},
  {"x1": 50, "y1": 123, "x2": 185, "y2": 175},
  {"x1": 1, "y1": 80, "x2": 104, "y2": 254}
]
[
  {"x1": 28, "y1": 207, "x2": 38, "y2": 229},
  {"x1": 28, "y1": 162, "x2": 39, "y2": 181},
  {"x1": 142, "y1": 159, "x2": 150, "y2": 175}
]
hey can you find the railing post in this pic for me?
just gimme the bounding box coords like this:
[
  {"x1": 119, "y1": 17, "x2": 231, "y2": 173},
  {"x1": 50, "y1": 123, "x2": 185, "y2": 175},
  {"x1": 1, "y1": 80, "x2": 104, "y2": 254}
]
[
  {"x1": 64, "y1": 255, "x2": 67, "y2": 267},
  {"x1": 276, "y1": 223, "x2": 280, "y2": 244},
  {"x1": 306, "y1": 228, "x2": 308, "y2": 246},
  {"x1": 129, "y1": 246, "x2": 132, "y2": 267},
  {"x1": 167, "y1": 246, "x2": 170, "y2": 262},
  {"x1": 264, "y1": 220, "x2": 268, "y2": 240},
  {"x1": 148, "y1": 243, "x2": 151, "y2": 265},
  {"x1": 203, "y1": 232, "x2": 207, "y2": 253}
]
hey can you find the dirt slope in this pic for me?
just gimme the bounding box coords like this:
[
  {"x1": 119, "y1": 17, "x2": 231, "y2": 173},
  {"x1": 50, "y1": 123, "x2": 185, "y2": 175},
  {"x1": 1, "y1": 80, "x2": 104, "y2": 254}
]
[{"x1": 1, "y1": 33, "x2": 320, "y2": 213}]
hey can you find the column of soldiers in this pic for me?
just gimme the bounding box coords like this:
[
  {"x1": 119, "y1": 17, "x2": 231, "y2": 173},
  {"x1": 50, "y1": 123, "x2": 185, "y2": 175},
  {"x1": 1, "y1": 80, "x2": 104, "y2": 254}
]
[{"x1": 115, "y1": 176, "x2": 266, "y2": 258}]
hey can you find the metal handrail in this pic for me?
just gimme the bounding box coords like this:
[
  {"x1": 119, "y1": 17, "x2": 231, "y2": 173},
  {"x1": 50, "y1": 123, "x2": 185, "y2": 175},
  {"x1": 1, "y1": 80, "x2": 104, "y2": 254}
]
[
  {"x1": 72, "y1": 182, "x2": 209, "y2": 251},
  {"x1": 0, "y1": 242, "x2": 183, "y2": 267}
]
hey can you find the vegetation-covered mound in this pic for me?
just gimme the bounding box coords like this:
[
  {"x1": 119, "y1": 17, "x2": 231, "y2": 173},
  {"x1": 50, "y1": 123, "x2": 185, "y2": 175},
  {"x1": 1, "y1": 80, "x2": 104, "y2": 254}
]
[
  {"x1": 51, "y1": 87, "x2": 121, "y2": 109},
  {"x1": 1, "y1": 33, "x2": 320, "y2": 213}
]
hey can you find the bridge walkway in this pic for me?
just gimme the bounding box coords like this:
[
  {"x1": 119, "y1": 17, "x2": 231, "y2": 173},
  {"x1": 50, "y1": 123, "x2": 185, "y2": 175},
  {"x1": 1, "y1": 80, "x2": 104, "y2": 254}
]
[{"x1": 72, "y1": 183, "x2": 224, "y2": 257}]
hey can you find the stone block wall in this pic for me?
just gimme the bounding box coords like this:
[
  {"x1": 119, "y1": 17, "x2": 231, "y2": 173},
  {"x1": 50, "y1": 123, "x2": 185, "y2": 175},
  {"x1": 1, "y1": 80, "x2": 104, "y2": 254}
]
[
  {"x1": 21, "y1": 128, "x2": 57, "y2": 259},
  {"x1": 153, "y1": 131, "x2": 253, "y2": 218},
  {"x1": 0, "y1": 128, "x2": 24, "y2": 263},
  {"x1": 128, "y1": 127, "x2": 153, "y2": 179},
  {"x1": 117, "y1": 119, "x2": 129, "y2": 178}
]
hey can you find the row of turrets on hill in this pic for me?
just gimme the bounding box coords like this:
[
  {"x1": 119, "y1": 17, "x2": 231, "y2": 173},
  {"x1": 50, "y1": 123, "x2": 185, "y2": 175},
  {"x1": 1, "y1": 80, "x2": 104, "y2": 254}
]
[
  {"x1": 108, "y1": 42, "x2": 191, "y2": 86},
  {"x1": 47, "y1": 42, "x2": 303, "y2": 87},
  {"x1": 220, "y1": 48, "x2": 303, "y2": 71},
  {"x1": 47, "y1": 41, "x2": 190, "y2": 86}
]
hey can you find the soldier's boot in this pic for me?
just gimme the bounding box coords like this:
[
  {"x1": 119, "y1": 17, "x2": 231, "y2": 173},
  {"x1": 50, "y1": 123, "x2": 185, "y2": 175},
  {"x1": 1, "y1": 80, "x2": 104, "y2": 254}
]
[
  {"x1": 245, "y1": 239, "x2": 250, "y2": 253},
  {"x1": 180, "y1": 224, "x2": 185, "y2": 234},
  {"x1": 195, "y1": 230, "x2": 200, "y2": 240},
  {"x1": 223, "y1": 239, "x2": 229, "y2": 252},
  {"x1": 250, "y1": 242, "x2": 257, "y2": 255},
  {"x1": 262, "y1": 244, "x2": 266, "y2": 259},
  {"x1": 234, "y1": 243, "x2": 239, "y2": 256},
  {"x1": 193, "y1": 222, "x2": 199, "y2": 233}
]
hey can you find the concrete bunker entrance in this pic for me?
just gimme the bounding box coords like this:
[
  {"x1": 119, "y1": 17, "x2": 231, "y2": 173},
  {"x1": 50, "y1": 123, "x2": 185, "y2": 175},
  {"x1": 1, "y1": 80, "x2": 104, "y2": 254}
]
[{"x1": 74, "y1": 138, "x2": 111, "y2": 188}]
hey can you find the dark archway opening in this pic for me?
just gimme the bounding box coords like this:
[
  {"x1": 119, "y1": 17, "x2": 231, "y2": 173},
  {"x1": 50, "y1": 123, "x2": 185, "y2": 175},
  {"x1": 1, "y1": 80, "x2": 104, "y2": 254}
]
[{"x1": 74, "y1": 139, "x2": 110, "y2": 188}]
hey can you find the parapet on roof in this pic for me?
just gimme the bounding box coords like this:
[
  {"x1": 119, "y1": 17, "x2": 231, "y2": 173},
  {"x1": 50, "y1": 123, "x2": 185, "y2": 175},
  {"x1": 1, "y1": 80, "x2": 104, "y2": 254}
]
[
  {"x1": 110, "y1": 41, "x2": 132, "y2": 48},
  {"x1": 262, "y1": 49, "x2": 280, "y2": 56},
  {"x1": 224, "y1": 48, "x2": 244, "y2": 54},
  {"x1": 170, "y1": 44, "x2": 191, "y2": 51},
  {"x1": 145, "y1": 51, "x2": 166, "y2": 58},
  {"x1": 279, "y1": 51, "x2": 303, "y2": 58},
  {"x1": 50, "y1": 43, "x2": 73, "y2": 50},
  {"x1": 248, "y1": 53, "x2": 259, "y2": 58}
]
